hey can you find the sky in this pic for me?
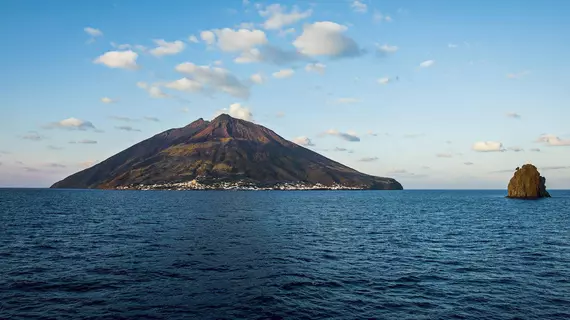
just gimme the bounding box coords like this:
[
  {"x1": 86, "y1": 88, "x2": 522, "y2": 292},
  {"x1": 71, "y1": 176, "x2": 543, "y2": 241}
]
[{"x1": 0, "y1": 0, "x2": 569, "y2": 189}]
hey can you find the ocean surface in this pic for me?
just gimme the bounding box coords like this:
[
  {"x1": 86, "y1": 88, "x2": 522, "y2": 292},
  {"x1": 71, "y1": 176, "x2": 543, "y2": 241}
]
[{"x1": 1, "y1": 189, "x2": 569, "y2": 320}]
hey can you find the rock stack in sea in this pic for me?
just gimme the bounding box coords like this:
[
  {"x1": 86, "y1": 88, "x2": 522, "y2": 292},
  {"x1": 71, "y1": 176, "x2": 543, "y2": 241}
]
[{"x1": 507, "y1": 164, "x2": 551, "y2": 199}]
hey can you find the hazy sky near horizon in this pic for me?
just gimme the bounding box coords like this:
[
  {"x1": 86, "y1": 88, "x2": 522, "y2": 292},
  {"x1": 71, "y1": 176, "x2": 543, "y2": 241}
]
[{"x1": 1, "y1": 0, "x2": 569, "y2": 188}]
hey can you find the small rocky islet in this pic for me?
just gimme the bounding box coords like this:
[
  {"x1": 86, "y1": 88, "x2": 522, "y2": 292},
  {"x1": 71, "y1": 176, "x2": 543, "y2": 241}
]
[{"x1": 507, "y1": 164, "x2": 551, "y2": 199}]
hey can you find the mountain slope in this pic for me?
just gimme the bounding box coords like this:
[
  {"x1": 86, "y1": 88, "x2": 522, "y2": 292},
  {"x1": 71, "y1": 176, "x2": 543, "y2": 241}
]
[{"x1": 51, "y1": 114, "x2": 403, "y2": 190}]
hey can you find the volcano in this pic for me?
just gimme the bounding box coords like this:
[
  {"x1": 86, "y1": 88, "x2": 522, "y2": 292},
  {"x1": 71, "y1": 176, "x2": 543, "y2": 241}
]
[{"x1": 50, "y1": 114, "x2": 403, "y2": 190}]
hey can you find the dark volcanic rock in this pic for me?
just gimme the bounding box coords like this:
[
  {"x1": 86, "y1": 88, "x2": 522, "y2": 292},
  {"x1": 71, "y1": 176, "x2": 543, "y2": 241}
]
[
  {"x1": 507, "y1": 164, "x2": 551, "y2": 199},
  {"x1": 51, "y1": 114, "x2": 403, "y2": 190}
]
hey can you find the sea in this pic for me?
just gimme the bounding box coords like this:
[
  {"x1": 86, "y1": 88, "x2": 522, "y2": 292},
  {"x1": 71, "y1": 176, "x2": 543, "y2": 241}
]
[{"x1": 1, "y1": 189, "x2": 569, "y2": 320}]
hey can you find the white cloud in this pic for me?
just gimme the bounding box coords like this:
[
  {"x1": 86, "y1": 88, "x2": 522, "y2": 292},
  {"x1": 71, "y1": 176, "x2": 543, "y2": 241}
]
[
  {"x1": 175, "y1": 62, "x2": 250, "y2": 99},
  {"x1": 209, "y1": 28, "x2": 268, "y2": 52},
  {"x1": 93, "y1": 50, "x2": 138, "y2": 69},
  {"x1": 188, "y1": 35, "x2": 199, "y2": 43},
  {"x1": 100, "y1": 97, "x2": 117, "y2": 103},
  {"x1": 506, "y1": 112, "x2": 521, "y2": 119},
  {"x1": 536, "y1": 134, "x2": 570, "y2": 146},
  {"x1": 250, "y1": 73, "x2": 264, "y2": 84},
  {"x1": 448, "y1": 43, "x2": 459, "y2": 48},
  {"x1": 150, "y1": 39, "x2": 185, "y2": 56},
  {"x1": 200, "y1": 30, "x2": 216, "y2": 45},
  {"x1": 420, "y1": 60, "x2": 435, "y2": 68},
  {"x1": 84, "y1": 27, "x2": 103, "y2": 37},
  {"x1": 164, "y1": 78, "x2": 203, "y2": 92},
  {"x1": 305, "y1": 62, "x2": 326, "y2": 74},
  {"x1": 377, "y1": 77, "x2": 392, "y2": 85},
  {"x1": 377, "y1": 44, "x2": 398, "y2": 55},
  {"x1": 293, "y1": 136, "x2": 315, "y2": 146},
  {"x1": 472, "y1": 141, "x2": 505, "y2": 152},
  {"x1": 507, "y1": 70, "x2": 530, "y2": 79},
  {"x1": 333, "y1": 97, "x2": 360, "y2": 104},
  {"x1": 47, "y1": 118, "x2": 96, "y2": 131},
  {"x1": 137, "y1": 82, "x2": 168, "y2": 98},
  {"x1": 215, "y1": 103, "x2": 253, "y2": 121},
  {"x1": 351, "y1": 1, "x2": 367, "y2": 13},
  {"x1": 272, "y1": 69, "x2": 294, "y2": 79},
  {"x1": 259, "y1": 4, "x2": 312, "y2": 30},
  {"x1": 293, "y1": 21, "x2": 362, "y2": 58},
  {"x1": 235, "y1": 48, "x2": 262, "y2": 63},
  {"x1": 323, "y1": 129, "x2": 360, "y2": 142}
]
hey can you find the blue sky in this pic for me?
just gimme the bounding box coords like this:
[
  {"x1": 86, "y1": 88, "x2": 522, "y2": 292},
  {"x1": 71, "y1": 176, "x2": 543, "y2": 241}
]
[{"x1": 1, "y1": 0, "x2": 569, "y2": 188}]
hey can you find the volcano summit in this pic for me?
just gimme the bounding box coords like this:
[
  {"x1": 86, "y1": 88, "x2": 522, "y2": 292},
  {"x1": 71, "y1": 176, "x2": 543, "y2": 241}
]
[{"x1": 51, "y1": 114, "x2": 403, "y2": 190}]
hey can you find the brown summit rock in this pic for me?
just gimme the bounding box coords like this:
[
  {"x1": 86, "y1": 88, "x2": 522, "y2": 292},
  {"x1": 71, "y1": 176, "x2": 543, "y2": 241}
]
[{"x1": 507, "y1": 164, "x2": 551, "y2": 199}]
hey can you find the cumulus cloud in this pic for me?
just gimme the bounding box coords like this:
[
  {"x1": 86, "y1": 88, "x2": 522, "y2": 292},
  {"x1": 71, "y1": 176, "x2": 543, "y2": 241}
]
[
  {"x1": 376, "y1": 44, "x2": 398, "y2": 57},
  {"x1": 137, "y1": 82, "x2": 169, "y2": 98},
  {"x1": 149, "y1": 39, "x2": 185, "y2": 56},
  {"x1": 93, "y1": 50, "x2": 138, "y2": 69},
  {"x1": 84, "y1": 27, "x2": 103, "y2": 37},
  {"x1": 436, "y1": 153, "x2": 453, "y2": 158},
  {"x1": 377, "y1": 77, "x2": 394, "y2": 85},
  {"x1": 272, "y1": 69, "x2": 294, "y2": 79},
  {"x1": 250, "y1": 73, "x2": 264, "y2": 84},
  {"x1": 259, "y1": 4, "x2": 312, "y2": 30},
  {"x1": 351, "y1": 0, "x2": 367, "y2": 13},
  {"x1": 419, "y1": 60, "x2": 435, "y2": 68},
  {"x1": 174, "y1": 62, "x2": 250, "y2": 99},
  {"x1": 206, "y1": 28, "x2": 268, "y2": 52},
  {"x1": 506, "y1": 112, "x2": 521, "y2": 119},
  {"x1": 69, "y1": 140, "x2": 97, "y2": 144},
  {"x1": 536, "y1": 134, "x2": 570, "y2": 146},
  {"x1": 101, "y1": 97, "x2": 117, "y2": 103},
  {"x1": 333, "y1": 97, "x2": 360, "y2": 104},
  {"x1": 214, "y1": 103, "x2": 253, "y2": 121},
  {"x1": 21, "y1": 131, "x2": 45, "y2": 141},
  {"x1": 200, "y1": 30, "x2": 216, "y2": 45},
  {"x1": 323, "y1": 129, "x2": 360, "y2": 142},
  {"x1": 293, "y1": 136, "x2": 315, "y2": 146},
  {"x1": 46, "y1": 118, "x2": 96, "y2": 131},
  {"x1": 305, "y1": 62, "x2": 326, "y2": 74},
  {"x1": 472, "y1": 141, "x2": 505, "y2": 152},
  {"x1": 359, "y1": 157, "x2": 379, "y2": 162},
  {"x1": 116, "y1": 126, "x2": 141, "y2": 132},
  {"x1": 164, "y1": 78, "x2": 203, "y2": 93},
  {"x1": 234, "y1": 45, "x2": 307, "y2": 65},
  {"x1": 507, "y1": 70, "x2": 530, "y2": 79},
  {"x1": 188, "y1": 35, "x2": 199, "y2": 43},
  {"x1": 293, "y1": 21, "x2": 363, "y2": 58}
]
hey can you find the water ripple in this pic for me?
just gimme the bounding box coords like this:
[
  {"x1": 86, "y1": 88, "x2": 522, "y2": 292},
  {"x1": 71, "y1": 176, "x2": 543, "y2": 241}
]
[{"x1": 0, "y1": 189, "x2": 569, "y2": 319}]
